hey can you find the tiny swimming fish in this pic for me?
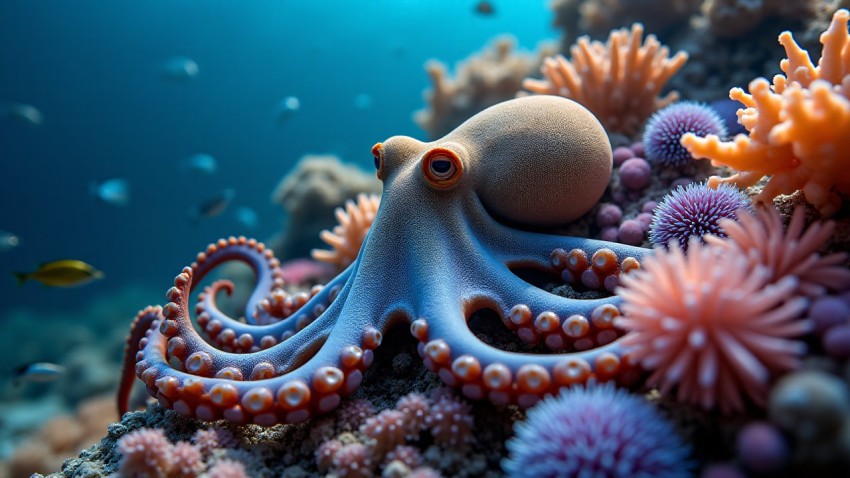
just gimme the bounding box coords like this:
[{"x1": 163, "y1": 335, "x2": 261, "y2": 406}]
[
  {"x1": 0, "y1": 230, "x2": 19, "y2": 253},
  {"x1": 89, "y1": 178, "x2": 130, "y2": 207},
  {"x1": 161, "y1": 56, "x2": 199, "y2": 81},
  {"x1": 274, "y1": 96, "x2": 300, "y2": 125},
  {"x1": 190, "y1": 189, "x2": 235, "y2": 222},
  {"x1": 474, "y1": 0, "x2": 495, "y2": 15},
  {"x1": 13, "y1": 362, "x2": 66, "y2": 384},
  {"x1": 14, "y1": 259, "x2": 104, "y2": 287},
  {"x1": 235, "y1": 206, "x2": 258, "y2": 229},
  {"x1": 179, "y1": 153, "x2": 217, "y2": 175},
  {"x1": 4, "y1": 103, "x2": 43, "y2": 126}
]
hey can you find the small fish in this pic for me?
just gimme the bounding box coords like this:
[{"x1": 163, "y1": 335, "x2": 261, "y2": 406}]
[
  {"x1": 13, "y1": 362, "x2": 66, "y2": 385},
  {"x1": 89, "y1": 178, "x2": 130, "y2": 206},
  {"x1": 0, "y1": 230, "x2": 19, "y2": 253},
  {"x1": 161, "y1": 56, "x2": 199, "y2": 82},
  {"x1": 235, "y1": 206, "x2": 258, "y2": 229},
  {"x1": 4, "y1": 103, "x2": 43, "y2": 126},
  {"x1": 13, "y1": 259, "x2": 104, "y2": 287},
  {"x1": 179, "y1": 153, "x2": 217, "y2": 175},
  {"x1": 474, "y1": 0, "x2": 495, "y2": 15},
  {"x1": 274, "y1": 96, "x2": 300, "y2": 125},
  {"x1": 190, "y1": 189, "x2": 235, "y2": 222}
]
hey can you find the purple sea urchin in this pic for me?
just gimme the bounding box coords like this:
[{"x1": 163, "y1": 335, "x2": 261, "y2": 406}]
[
  {"x1": 643, "y1": 101, "x2": 727, "y2": 168},
  {"x1": 649, "y1": 182, "x2": 751, "y2": 251},
  {"x1": 503, "y1": 383, "x2": 692, "y2": 478}
]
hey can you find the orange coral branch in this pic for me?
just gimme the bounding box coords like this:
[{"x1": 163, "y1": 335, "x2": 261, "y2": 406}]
[{"x1": 682, "y1": 9, "x2": 850, "y2": 215}]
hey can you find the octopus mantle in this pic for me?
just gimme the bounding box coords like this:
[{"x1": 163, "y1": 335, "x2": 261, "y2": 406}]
[{"x1": 118, "y1": 96, "x2": 651, "y2": 426}]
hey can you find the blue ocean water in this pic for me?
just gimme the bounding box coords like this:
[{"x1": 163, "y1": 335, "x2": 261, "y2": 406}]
[{"x1": 0, "y1": 0, "x2": 553, "y2": 316}]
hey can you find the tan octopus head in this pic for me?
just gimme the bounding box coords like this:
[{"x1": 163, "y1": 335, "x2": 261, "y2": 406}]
[{"x1": 373, "y1": 96, "x2": 611, "y2": 226}]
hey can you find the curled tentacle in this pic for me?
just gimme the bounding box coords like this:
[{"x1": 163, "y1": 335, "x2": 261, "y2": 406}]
[
  {"x1": 134, "y1": 268, "x2": 382, "y2": 426},
  {"x1": 189, "y1": 236, "x2": 284, "y2": 326},
  {"x1": 118, "y1": 306, "x2": 163, "y2": 415},
  {"x1": 154, "y1": 267, "x2": 341, "y2": 378},
  {"x1": 194, "y1": 268, "x2": 351, "y2": 352}
]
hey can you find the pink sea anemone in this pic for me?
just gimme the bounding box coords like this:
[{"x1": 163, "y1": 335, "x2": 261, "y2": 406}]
[
  {"x1": 704, "y1": 206, "x2": 850, "y2": 297},
  {"x1": 616, "y1": 238, "x2": 811, "y2": 413}
]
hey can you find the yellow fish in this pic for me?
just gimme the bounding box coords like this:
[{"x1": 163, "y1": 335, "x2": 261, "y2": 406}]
[{"x1": 13, "y1": 260, "x2": 104, "y2": 287}]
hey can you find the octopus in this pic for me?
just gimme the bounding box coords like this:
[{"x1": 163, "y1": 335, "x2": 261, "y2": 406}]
[{"x1": 118, "y1": 96, "x2": 652, "y2": 426}]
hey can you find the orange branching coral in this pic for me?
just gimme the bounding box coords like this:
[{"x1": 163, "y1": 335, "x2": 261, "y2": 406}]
[
  {"x1": 682, "y1": 9, "x2": 850, "y2": 216},
  {"x1": 312, "y1": 193, "x2": 380, "y2": 270},
  {"x1": 522, "y1": 23, "x2": 688, "y2": 135}
]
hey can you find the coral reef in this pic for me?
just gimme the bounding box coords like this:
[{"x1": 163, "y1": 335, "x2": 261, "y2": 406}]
[
  {"x1": 681, "y1": 9, "x2": 850, "y2": 215},
  {"x1": 523, "y1": 23, "x2": 688, "y2": 135},
  {"x1": 270, "y1": 154, "x2": 381, "y2": 259}
]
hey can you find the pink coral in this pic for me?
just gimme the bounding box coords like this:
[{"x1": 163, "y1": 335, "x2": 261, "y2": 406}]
[
  {"x1": 332, "y1": 443, "x2": 374, "y2": 478},
  {"x1": 395, "y1": 392, "x2": 430, "y2": 439},
  {"x1": 169, "y1": 442, "x2": 204, "y2": 478},
  {"x1": 360, "y1": 409, "x2": 407, "y2": 455},
  {"x1": 384, "y1": 445, "x2": 423, "y2": 468},
  {"x1": 192, "y1": 427, "x2": 238, "y2": 457},
  {"x1": 616, "y1": 238, "x2": 811, "y2": 413},
  {"x1": 316, "y1": 439, "x2": 343, "y2": 473},
  {"x1": 426, "y1": 394, "x2": 474, "y2": 447},
  {"x1": 336, "y1": 398, "x2": 376, "y2": 432},
  {"x1": 116, "y1": 428, "x2": 173, "y2": 478},
  {"x1": 207, "y1": 459, "x2": 248, "y2": 478}
]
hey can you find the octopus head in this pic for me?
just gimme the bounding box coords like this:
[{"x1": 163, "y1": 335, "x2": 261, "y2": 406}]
[{"x1": 372, "y1": 96, "x2": 612, "y2": 226}]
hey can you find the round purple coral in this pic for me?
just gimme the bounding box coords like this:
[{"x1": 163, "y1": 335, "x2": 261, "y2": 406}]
[
  {"x1": 649, "y1": 182, "x2": 751, "y2": 251},
  {"x1": 643, "y1": 101, "x2": 727, "y2": 168},
  {"x1": 503, "y1": 383, "x2": 692, "y2": 478}
]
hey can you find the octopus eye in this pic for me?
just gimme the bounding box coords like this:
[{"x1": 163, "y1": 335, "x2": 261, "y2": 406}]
[
  {"x1": 371, "y1": 142, "x2": 384, "y2": 180},
  {"x1": 421, "y1": 147, "x2": 463, "y2": 189}
]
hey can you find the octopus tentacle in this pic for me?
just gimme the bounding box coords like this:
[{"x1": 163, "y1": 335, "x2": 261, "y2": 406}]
[
  {"x1": 410, "y1": 304, "x2": 634, "y2": 409},
  {"x1": 482, "y1": 218, "x2": 651, "y2": 271},
  {"x1": 117, "y1": 306, "x2": 163, "y2": 415},
  {"x1": 155, "y1": 266, "x2": 343, "y2": 378},
  {"x1": 483, "y1": 246, "x2": 646, "y2": 351},
  {"x1": 194, "y1": 268, "x2": 353, "y2": 352},
  {"x1": 133, "y1": 268, "x2": 380, "y2": 426},
  {"x1": 189, "y1": 237, "x2": 283, "y2": 326}
]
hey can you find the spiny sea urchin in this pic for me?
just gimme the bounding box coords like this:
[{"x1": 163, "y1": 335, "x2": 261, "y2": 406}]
[
  {"x1": 502, "y1": 383, "x2": 692, "y2": 478},
  {"x1": 643, "y1": 101, "x2": 727, "y2": 168},
  {"x1": 649, "y1": 182, "x2": 751, "y2": 251}
]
